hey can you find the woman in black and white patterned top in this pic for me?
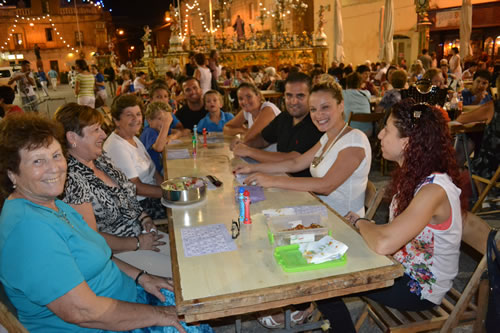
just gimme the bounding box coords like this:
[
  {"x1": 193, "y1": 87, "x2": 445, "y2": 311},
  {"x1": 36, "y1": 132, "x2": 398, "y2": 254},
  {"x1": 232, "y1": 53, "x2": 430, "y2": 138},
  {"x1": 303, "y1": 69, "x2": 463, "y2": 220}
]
[{"x1": 55, "y1": 103, "x2": 165, "y2": 253}]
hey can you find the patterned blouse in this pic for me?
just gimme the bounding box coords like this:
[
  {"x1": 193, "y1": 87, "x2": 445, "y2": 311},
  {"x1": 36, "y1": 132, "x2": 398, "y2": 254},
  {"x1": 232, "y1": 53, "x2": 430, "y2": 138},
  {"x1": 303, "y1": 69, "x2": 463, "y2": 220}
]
[{"x1": 63, "y1": 154, "x2": 143, "y2": 237}]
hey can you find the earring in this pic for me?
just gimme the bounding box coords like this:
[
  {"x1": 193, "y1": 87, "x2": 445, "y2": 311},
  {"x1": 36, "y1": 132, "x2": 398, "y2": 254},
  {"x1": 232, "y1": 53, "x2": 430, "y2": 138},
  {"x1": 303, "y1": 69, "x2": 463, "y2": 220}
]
[
  {"x1": 72, "y1": 142, "x2": 77, "y2": 148},
  {"x1": 12, "y1": 184, "x2": 16, "y2": 189}
]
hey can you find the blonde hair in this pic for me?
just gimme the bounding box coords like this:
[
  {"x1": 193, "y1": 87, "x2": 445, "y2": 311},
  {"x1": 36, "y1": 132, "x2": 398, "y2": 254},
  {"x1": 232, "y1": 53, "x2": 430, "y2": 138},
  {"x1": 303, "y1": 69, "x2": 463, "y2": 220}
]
[
  {"x1": 145, "y1": 101, "x2": 171, "y2": 120},
  {"x1": 203, "y1": 89, "x2": 223, "y2": 104},
  {"x1": 310, "y1": 80, "x2": 343, "y2": 104}
]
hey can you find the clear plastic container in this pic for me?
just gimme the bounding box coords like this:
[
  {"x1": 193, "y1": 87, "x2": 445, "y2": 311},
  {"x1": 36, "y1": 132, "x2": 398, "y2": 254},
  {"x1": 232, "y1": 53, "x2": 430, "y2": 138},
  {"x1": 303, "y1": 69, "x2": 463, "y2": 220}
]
[{"x1": 266, "y1": 214, "x2": 329, "y2": 246}]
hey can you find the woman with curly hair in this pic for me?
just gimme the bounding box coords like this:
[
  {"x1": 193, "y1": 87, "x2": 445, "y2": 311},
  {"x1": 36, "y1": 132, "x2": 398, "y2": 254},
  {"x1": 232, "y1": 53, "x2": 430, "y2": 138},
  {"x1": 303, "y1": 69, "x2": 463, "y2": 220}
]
[{"x1": 316, "y1": 98, "x2": 466, "y2": 332}]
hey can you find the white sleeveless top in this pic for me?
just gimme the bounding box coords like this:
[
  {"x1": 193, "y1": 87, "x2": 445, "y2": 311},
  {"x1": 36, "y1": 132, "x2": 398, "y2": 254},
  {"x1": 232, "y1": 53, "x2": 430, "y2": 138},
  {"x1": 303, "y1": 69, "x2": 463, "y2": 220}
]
[
  {"x1": 309, "y1": 129, "x2": 371, "y2": 216},
  {"x1": 133, "y1": 77, "x2": 146, "y2": 92},
  {"x1": 243, "y1": 101, "x2": 281, "y2": 128},
  {"x1": 198, "y1": 66, "x2": 212, "y2": 95},
  {"x1": 392, "y1": 173, "x2": 462, "y2": 305}
]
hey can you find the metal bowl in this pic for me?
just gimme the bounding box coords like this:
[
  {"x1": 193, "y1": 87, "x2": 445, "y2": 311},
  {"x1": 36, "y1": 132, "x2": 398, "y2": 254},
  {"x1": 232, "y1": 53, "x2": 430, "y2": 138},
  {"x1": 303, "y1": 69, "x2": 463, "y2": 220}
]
[{"x1": 161, "y1": 177, "x2": 207, "y2": 205}]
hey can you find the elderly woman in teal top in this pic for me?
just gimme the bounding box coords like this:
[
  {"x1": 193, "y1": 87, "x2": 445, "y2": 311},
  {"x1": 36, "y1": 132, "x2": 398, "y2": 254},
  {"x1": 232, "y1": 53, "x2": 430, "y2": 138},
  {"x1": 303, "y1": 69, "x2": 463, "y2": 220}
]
[
  {"x1": 0, "y1": 114, "x2": 212, "y2": 333},
  {"x1": 342, "y1": 72, "x2": 372, "y2": 136}
]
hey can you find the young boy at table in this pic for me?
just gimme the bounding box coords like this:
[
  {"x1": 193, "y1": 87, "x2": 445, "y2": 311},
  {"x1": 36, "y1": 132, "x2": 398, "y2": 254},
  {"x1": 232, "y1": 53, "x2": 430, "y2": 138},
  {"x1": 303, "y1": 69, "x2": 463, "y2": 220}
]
[
  {"x1": 140, "y1": 101, "x2": 180, "y2": 174},
  {"x1": 196, "y1": 90, "x2": 234, "y2": 133}
]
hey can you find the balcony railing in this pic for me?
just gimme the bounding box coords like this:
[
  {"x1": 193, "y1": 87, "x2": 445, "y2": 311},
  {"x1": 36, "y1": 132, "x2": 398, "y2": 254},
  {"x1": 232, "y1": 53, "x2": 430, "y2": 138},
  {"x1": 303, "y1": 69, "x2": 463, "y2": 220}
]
[{"x1": 0, "y1": 7, "x2": 32, "y2": 17}]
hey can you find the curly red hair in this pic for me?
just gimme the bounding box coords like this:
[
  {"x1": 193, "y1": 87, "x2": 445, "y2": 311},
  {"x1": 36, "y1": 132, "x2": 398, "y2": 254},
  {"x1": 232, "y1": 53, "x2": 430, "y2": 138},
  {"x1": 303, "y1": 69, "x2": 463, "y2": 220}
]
[{"x1": 388, "y1": 99, "x2": 467, "y2": 216}]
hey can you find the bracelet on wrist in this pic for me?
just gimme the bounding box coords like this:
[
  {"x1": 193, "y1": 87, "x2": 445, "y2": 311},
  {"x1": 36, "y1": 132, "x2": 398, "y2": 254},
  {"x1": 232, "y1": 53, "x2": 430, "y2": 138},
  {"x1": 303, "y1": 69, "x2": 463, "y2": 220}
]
[
  {"x1": 135, "y1": 270, "x2": 147, "y2": 284},
  {"x1": 353, "y1": 217, "x2": 373, "y2": 228},
  {"x1": 134, "y1": 236, "x2": 140, "y2": 251}
]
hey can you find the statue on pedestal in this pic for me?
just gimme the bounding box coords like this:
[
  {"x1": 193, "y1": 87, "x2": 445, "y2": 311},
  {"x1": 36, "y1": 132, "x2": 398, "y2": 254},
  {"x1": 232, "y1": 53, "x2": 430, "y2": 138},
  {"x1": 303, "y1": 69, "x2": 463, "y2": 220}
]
[
  {"x1": 168, "y1": 4, "x2": 184, "y2": 52},
  {"x1": 314, "y1": 5, "x2": 329, "y2": 46},
  {"x1": 141, "y1": 25, "x2": 153, "y2": 58}
]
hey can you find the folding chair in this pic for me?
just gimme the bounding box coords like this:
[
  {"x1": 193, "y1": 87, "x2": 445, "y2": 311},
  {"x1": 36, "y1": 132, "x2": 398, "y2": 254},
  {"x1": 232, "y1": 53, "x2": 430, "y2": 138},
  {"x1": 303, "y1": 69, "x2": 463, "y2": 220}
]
[
  {"x1": 355, "y1": 212, "x2": 491, "y2": 333},
  {"x1": 471, "y1": 165, "x2": 500, "y2": 215},
  {"x1": 364, "y1": 180, "x2": 386, "y2": 220},
  {"x1": 347, "y1": 112, "x2": 388, "y2": 175}
]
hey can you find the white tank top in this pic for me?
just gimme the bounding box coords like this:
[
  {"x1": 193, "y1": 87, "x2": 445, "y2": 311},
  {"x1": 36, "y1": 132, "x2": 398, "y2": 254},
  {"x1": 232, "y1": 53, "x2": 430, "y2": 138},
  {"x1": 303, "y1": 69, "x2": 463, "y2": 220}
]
[
  {"x1": 309, "y1": 129, "x2": 371, "y2": 216},
  {"x1": 198, "y1": 66, "x2": 212, "y2": 95},
  {"x1": 392, "y1": 173, "x2": 462, "y2": 305},
  {"x1": 243, "y1": 101, "x2": 281, "y2": 128}
]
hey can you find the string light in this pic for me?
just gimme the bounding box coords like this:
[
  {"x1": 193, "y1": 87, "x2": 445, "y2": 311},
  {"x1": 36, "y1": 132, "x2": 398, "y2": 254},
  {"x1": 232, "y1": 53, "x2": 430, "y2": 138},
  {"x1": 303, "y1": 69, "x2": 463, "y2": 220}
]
[{"x1": 1, "y1": 14, "x2": 79, "y2": 52}]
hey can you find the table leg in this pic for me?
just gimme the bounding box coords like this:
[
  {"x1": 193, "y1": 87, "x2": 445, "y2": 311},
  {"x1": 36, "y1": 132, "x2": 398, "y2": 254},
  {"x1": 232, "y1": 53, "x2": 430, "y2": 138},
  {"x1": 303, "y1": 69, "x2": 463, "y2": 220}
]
[{"x1": 284, "y1": 309, "x2": 292, "y2": 330}]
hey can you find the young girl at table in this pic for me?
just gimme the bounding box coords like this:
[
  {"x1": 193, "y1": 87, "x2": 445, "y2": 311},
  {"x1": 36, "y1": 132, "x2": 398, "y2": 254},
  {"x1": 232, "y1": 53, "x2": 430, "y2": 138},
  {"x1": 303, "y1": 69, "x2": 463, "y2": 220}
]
[
  {"x1": 317, "y1": 98, "x2": 466, "y2": 332},
  {"x1": 196, "y1": 90, "x2": 234, "y2": 133},
  {"x1": 223, "y1": 82, "x2": 281, "y2": 144}
]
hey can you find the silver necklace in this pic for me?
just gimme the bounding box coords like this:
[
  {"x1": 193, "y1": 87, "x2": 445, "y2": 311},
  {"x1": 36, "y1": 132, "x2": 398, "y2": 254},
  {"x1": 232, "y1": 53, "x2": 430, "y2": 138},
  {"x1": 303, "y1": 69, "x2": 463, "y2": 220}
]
[
  {"x1": 311, "y1": 123, "x2": 349, "y2": 168},
  {"x1": 47, "y1": 208, "x2": 74, "y2": 228}
]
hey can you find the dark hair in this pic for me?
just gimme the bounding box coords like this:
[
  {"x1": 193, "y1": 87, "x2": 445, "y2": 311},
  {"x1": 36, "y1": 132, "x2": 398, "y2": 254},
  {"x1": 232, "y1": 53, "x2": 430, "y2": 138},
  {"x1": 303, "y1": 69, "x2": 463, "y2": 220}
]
[
  {"x1": 422, "y1": 68, "x2": 442, "y2": 82},
  {"x1": 387, "y1": 99, "x2": 466, "y2": 216},
  {"x1": 20, "y1": 60, "x2": 30, "y2": 66},
  {"x1": 473, "y1": 69, "x2": 491, "y2": 82},
  {"x1": 0, "y1": 85, "x2": 16, "y2": 104},
  {"x1": 343, "y1": 66, "x2": 353, "y2": 76},
  {"x1": 111, "y1": 94, "x2": 144, "y2": 121},
  {"x1": 54, "y1": 103, "x2": 104, "y2": 147},
  {"x1": 285, "y1": 72, "x2": 312, "y2": 90},
  {"x1": 236, "y1": 82, "x2": 264, "y2": 102},
  {"x1": 150, "y1": 81, "x2": 169, "y2": 98},
  {"x1": 137, "y1": 71, "x2": 145, "y2": 77},
  {"x1": 194, "y1": 53, "x2": 206, "y2": 66},
  {"x1": 91, "y1": 64, "x2": 99, "y2": 71},
  {"x1": 0, "y1": 113, "x2": 64, "y2": 207},
  {"x1": 165, "y1": 71, "x2": 175, "y2": 79},
  {"x1": 390, "y1": 70, "x2": 407, "y2": 89},
  {"x1": 75, "y1": 59, "x2": 89, "y2": 71},
  {"x1": 452, "y1": 47, "x2": 459, "y2": 54},
  {"x1": 180, "y1": 76, "x2": 200, "y2": 89},
  {"x1": 356, "y1": 65, "x2": 370, "y2": 74},
  {"x1": 346, "y1": 72, "x2": 362, "y2": 89},
  {"x1": 422, "y1": 49, "x2": 428, "y2": 54},
  {"x1": 209, "y1": 49, "x2": 218, "y2": 58}
]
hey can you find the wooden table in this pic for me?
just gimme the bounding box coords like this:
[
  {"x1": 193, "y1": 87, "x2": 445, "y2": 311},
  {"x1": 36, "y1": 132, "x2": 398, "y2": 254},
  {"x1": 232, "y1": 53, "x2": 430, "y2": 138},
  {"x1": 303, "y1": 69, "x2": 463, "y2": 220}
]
[{"x1": 163, "y1": 138, "x2": 403, "y2": 323}]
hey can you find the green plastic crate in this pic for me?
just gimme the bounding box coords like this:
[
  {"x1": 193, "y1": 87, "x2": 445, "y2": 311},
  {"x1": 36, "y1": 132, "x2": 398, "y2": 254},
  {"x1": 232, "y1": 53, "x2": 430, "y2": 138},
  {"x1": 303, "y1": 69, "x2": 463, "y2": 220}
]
[{"x1": 273, "y1": 244, "x2": 347, "y2": 273}]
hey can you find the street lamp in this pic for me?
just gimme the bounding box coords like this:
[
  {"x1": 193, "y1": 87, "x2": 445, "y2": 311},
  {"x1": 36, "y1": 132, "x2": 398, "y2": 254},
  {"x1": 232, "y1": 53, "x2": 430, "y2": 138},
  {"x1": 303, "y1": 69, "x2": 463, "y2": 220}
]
[{"x1": 117, "y1": 29, "x2": 125, "y2": 36}]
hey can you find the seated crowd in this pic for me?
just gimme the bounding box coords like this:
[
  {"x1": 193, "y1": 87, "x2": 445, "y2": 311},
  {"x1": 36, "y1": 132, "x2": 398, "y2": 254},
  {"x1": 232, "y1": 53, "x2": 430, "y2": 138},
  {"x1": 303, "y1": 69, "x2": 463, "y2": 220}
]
[{"x1": 0, "y1": 50, "x2": 498, "y2": 332}]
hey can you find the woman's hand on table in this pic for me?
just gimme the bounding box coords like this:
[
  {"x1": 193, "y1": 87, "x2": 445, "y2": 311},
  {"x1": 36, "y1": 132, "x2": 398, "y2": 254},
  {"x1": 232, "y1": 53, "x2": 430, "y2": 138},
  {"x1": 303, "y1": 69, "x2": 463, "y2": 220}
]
[
  {"x1": 344, "y1": 211, "x2": 360, "y2": 226},
  {"x1": 138, "y1": 273, "x2": 175, "y2": 299},
  {"x1": 141, "y1": 218, "x2": 157, "y2": 234},
  {"x1": 233, "y1": 142, "x2": 251, "y2": 157},
  {"x1": 244, "y1": 173, "x2": 275, "y2": 187},
  {"x1": 230, "y1": 138, "x2": 242, "y2": 150},
  {"x1": 233, "y1": 164, "x2": 254, "y2": 175},
  {"x1": 139, "y1": 232, "x2": 166, "y2": 252}
]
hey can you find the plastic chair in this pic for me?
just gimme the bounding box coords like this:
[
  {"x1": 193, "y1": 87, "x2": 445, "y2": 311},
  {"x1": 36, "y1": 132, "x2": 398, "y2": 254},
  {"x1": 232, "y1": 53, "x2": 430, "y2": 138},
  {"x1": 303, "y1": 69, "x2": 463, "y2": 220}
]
[{"x1": 354, "y1": 212, "x2": 491, "y2": 333}]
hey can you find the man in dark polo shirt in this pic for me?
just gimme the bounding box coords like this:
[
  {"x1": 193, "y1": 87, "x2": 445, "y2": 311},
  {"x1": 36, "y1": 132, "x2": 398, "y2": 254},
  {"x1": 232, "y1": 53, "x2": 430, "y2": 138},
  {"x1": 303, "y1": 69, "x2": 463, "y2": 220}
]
[
  {"x1": 232, "y1": 72, "x2": 322, "y2": 177},
  {"x1": 176, "y1": 77, "x2": 207, "y2": 130}
]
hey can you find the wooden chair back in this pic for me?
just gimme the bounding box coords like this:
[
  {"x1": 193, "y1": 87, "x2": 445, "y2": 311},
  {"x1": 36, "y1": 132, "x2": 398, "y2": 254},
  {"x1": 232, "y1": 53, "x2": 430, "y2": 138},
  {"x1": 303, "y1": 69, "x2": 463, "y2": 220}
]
[
  {"x1": 355, "y1": 212, "x2": 491, "y2": 333},
  {"x1": 0, "y1": 302, "x2": 28, "y2": 333},
  {"x1": 471, "y1": 165, "x2": 500, "y2": 215},
  {"x1": 364, "y1": 181, "x2": 385, "y2": 220},
  {"x1": 347, "y1": 112, "x2": 385, "y2": 126}
]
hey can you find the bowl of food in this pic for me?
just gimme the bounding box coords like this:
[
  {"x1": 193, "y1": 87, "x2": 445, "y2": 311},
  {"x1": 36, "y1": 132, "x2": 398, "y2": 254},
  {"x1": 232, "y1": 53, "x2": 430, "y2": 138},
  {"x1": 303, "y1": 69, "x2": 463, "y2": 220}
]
[{"x1": 161, "y1": 177, "x2": 207, "y2": 205}]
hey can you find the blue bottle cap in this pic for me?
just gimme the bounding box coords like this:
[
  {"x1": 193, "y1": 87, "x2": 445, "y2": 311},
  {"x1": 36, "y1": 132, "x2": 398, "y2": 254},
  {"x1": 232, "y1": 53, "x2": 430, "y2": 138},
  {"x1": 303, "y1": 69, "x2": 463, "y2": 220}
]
[{"x1": 239, "y1": 187, "x2": 245, "y2": 193}]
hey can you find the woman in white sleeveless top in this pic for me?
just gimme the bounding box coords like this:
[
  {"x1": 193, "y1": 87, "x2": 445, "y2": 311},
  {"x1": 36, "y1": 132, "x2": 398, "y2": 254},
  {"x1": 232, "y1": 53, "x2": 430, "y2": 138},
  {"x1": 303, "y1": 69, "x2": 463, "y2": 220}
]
[
  {"x1": 233, "y1": 81, "x2": 370, "y2": 217},
  {"x1": 224, "y1": 82, "x2": 281, "y2": 145},
  {"x1": 193, "y1": 53, "x2": 212, "y2": 95},
  {"x1": 314, "y1": 99, "x2": 466, "y2": 332}
]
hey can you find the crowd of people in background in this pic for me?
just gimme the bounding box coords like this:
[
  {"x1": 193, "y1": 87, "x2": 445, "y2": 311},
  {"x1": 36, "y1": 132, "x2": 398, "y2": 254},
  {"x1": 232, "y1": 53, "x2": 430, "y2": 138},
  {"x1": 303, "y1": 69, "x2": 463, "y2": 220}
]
[{"x1": 0, "y1": 46, "x2": 499, "y2": 332}]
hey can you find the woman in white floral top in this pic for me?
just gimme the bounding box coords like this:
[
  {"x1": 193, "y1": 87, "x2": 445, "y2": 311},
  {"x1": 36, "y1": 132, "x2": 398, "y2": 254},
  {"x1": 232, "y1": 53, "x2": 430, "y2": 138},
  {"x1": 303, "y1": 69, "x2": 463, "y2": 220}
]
[{"x1": 315, "y1": 98, "x2": 466, "y2": 332}]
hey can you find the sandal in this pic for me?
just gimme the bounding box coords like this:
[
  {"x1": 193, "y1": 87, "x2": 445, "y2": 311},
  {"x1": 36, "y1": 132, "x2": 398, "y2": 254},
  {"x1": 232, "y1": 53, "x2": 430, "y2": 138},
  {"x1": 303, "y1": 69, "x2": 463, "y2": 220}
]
[{"x1": 257, "y1": 304, "x2": 316, "y2": 329}]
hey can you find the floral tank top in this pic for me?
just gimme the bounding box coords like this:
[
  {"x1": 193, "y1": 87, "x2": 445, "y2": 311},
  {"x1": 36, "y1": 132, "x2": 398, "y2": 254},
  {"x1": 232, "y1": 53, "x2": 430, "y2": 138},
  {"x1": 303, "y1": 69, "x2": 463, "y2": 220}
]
[{"x1": 391, "y1": 173, "x2": 462, "y2": 305}]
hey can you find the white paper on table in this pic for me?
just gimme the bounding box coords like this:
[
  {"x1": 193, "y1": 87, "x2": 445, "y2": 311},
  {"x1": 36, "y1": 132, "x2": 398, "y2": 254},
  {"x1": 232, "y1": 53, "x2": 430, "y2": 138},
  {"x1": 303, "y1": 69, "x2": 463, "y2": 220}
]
[
  {"x1": 167, "y1": 149, "x2": 191, "y2": 160},
  {"x1": 181, "y1": 224, "x2": 237, "y2": 257},
  {"x1": 299, "y1": 236, "x2": 348, "y2": 264}
]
